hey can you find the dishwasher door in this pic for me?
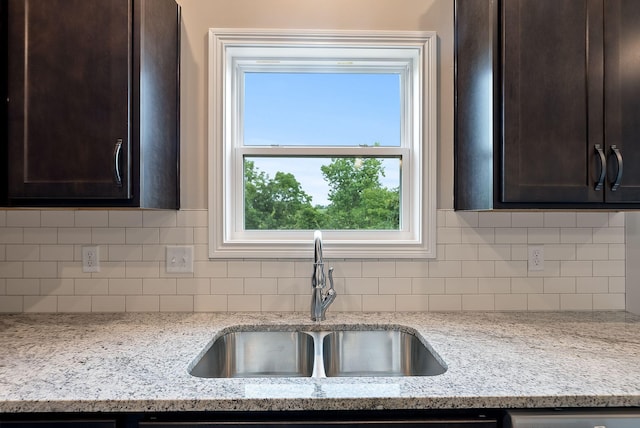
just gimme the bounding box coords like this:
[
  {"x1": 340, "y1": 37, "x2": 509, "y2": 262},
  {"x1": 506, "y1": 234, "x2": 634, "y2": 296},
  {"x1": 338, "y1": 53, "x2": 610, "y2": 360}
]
[{"x1": 504, "y1": 410, "x2": 640, "y2": 428}]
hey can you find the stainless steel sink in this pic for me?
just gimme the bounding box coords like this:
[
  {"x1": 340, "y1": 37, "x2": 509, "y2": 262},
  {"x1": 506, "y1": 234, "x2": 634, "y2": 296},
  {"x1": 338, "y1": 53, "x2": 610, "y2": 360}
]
[
  {"x1": 322, "y1": 330, "x2": 446, "y2": 377},
  {"x1": 190, "y1": 327, "x2": 446, "y2": 378},
  {"x1": 189, "y1": 331, "x2": 315, "y2": 378}
]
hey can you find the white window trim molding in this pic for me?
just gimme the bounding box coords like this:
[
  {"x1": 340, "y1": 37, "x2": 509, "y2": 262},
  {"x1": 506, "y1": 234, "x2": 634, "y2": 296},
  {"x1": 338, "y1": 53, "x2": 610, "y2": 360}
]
[{"x1": 208, "y1": 28, "x2": 437, "y2": 259}]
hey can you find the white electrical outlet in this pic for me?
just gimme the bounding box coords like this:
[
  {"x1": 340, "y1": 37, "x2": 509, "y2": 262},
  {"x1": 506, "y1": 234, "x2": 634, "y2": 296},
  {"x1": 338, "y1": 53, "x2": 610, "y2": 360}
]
[
  {"x1": 82, "y1": 245, "x2": 100, "y2": 273},
  {"x1": 166, "y1": 246, "x2": 194, "y2": 273},
  {"x1": 528, "y1": 245, "x2": 544, "y2": 271}
]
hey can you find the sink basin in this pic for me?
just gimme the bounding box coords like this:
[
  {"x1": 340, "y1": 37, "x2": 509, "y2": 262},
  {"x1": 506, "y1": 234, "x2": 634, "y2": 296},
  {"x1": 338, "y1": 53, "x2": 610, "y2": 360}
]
[
  {"x1": 322, "y1": 330, "x2": 446, "y2": 377},
  {"x1": 190, "y1": 331, "x2": 314, "y2": 378},
  {"x1": 190, "y1": 327, "x2": 446, "y2": 378}
]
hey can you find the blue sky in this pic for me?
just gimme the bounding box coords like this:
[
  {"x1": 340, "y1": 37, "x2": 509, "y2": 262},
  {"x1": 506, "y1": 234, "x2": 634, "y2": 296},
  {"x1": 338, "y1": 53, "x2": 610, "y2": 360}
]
[{"x1": 243, "y1": 72, "x2": 401, "y2": 205}]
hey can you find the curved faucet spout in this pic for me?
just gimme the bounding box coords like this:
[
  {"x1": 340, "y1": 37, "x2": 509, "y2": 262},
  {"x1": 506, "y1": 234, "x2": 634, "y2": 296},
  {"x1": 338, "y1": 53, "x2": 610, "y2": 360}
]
[{"x1": 310, "y1": 230, "x2": 337, "y2": 321}]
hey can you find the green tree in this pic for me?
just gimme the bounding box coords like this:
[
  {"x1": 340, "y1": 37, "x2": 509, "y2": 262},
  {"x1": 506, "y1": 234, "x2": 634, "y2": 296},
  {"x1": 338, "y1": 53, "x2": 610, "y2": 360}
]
[
  {"x1": 244, "y1": 156, "x2": 399, "y2": 230},
  {"x1": 321, "y1": 157, "x2": 399, "y2": 230},
  {"x1": 244, "y1": 161, "x2": 320, "y2": 229}
]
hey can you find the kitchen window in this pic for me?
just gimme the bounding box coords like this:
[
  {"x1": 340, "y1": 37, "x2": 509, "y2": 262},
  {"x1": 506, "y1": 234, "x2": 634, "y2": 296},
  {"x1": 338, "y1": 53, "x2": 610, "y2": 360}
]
[{"x1": 208, "y1": 29, "x2": 437, "y2": 259}]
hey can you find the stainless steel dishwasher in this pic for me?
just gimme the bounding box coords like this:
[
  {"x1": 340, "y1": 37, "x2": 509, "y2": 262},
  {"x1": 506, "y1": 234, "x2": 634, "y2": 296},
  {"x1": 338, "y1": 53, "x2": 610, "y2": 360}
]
[{"x1": 504, "y1": 410, "x2": 640, "y2": 428}]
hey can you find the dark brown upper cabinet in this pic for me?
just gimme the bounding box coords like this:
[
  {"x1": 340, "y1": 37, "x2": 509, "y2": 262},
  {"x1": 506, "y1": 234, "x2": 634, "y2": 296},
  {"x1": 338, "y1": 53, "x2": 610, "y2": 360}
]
[
  {"x1": 5, "y1": 0, "x2": 180, "y2": 208},
  {"x1": 455, "y1": 0, "x2": 640, "y2": 209}
]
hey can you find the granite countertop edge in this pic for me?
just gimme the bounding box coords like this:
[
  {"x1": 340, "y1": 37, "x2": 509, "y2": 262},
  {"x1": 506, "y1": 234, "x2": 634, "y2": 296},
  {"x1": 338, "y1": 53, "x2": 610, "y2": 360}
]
[{"x1": 1, "y1": 311, "x2": 639, "y2": 413}]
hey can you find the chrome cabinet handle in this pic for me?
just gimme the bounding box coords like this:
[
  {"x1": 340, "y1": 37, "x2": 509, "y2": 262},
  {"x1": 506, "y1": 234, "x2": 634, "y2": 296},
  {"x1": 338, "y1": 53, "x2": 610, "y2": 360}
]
[
  {"x1": 594, "y1": 144, "x2": 606, "y2": 191},
  {"x1": 610, "y1": 145, "x2": 623, "y2": 192},
  {"x1": 113, "y1": 139, "x2": 123, "y2": 187}
]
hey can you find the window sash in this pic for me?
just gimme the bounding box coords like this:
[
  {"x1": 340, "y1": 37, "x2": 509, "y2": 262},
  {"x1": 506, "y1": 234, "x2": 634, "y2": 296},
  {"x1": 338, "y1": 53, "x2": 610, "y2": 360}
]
[{"x1": 209, "y1": 29, "x2": 437, "y2": 259}]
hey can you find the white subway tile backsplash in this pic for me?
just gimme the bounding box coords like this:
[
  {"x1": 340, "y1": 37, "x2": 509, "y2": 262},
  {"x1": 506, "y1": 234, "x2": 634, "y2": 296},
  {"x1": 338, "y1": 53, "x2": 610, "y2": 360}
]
[
  {"x1": 143, "y1": 211, "x2": 177, "y2": 228},
  {"x1": 478, "y1": 277, "x2": 511, "y2": 294},
  {"x1": 58, "y1": 295, "x2": 92, "y2": 312},
  {"x1": 593, "y1": 293, "x2": 625, "y2": 310},
  {"x1": 110, "y1": 279, "x2": 143, "y2": 295},
  {"x1": 544, "y1": 212, "x2": 576, "y2": 227},
  {"x1": 58, "y1": 228, "x2": 92, "y2": 244},
  {"x1": 461, "y1": 261, "x2": 494, "y2": 278},
  {"x1": 560, "y1": 293, "x2": 593, "y2": 310},
  {"x1": 577, "y1": 212, "x2": 609, "y2": 227},
  {"x1": 109, "y1": 211, "x2": 143, "y2": 228},
  {"x1": 479, "y1": 212, "x2": 511, "y2": 228},
  {"x1": 91, "y1": 296, "x2": 125, "y2": 312},
  {"x1": 462, "y1": 294, "x2": 494, "y2": 311},
  {"x1": 0, "y1": 296, "x2": 23, "y2": 312},
  {"x1": 528, "y1": 228, "x2": 560, "y2": 244},
  {"x1": 0, "y1": 228, "x2": 24, "y2": 244},
  {"x1": 41, "y1": 211, "x2": 75, "y2": 227},
  {"x1": 511, "y1": 212, "x2": 544, "y2": 228},
  {"x1": 345, "y1": 278, "x2": 378, "y2": 295},
  {"x1": 109, "y1": 245, "x2": 143, "y2": 262},
  {"x1": 23, "y1": 261, "x2": 57, "y2": 278},
  {"x1": 41, "y1": 245, "x2": 74, "y2": 261},
  {"x1": 379, "y1": 277, "x2": 411, "y2": 294},
  {"x1": 495, "y1": 228, "x2": 527, "y2": 244},
  {"x1": 7, "y1": 211, "x2": 40, "y2": 227},
  {"x1": 228, "y1": 261, "x2": 261, "y2": 277},
  {"x1": 6, "y1": 245, "x2": 40, "y2": 261},
  {"x1": 560, "y1": 261, "x2": 593, "y2": 277},
  {"x1": 396, "y1": 294, "x2": 429, "y2": 311},
  {"x1": 244, "y1": 278, "x2": 278, "y2": 295},
  {"x1": 159, "y1": 227, "x2": 194, "y2": 244},
  {"x1": 261, "y1": 294, "x2": 294, "y2": 312},
  {"x1": 527, "y1": 293, "x2": 560, "y2": 311},
  {"x1": 362, "y1": 261, "x2": 396, "y2": 277},
  {"x1": 160, "y1": 295, "x2": 194, "y2": 312},
  {"x1": 126, "y1": 295, "x2": 160, "y2": 312},
  {"x1": 411, "y1": 277, "x2": 444, "y2": 294},
  {"x1": 495, "y1": 293, "x2": 527, "y2": 311},
  {"x1": 194, "y1": 294, "x2": 227, "y2": 312},
  {"x1": 177, "y1": 278, "x2": 211, "y2": 295},
  {"x1": 75, "y1": 211, "x2": 109, "y2": 228},
  {"x1": 228, "y1": 295, "x2": 261, "y2": 311},
  {"x1": 41, "y1": 278, "x2": 74, "y2": 295},
  {"x1": 7, "y1": 279, "x2": 39, "y2": 295},
  {"x1": 362, "y1": 295, "x2": 395, "y2": 312},
  {"x1": 75, "y1": 278, "x2": 109, "y2": 295},
  {"x1": 576, "y1": 277, "x2": 609, "y2": 294},
  {"x1": 211, "y1": 278, "x2": 244, "y2": 295},
  {"x1": 143, "y1": 278, "x2": 177, "y2": 295},
  {"x1": 544, "y1": 277, "x2": 576, "y2": 294},
  {"x1": 445, "y1": 278, "x2": 478, "y2": 294},
  {"x1": 24, "y1": 295, "x2": 57, "y2": 312},
  {"x1": 429, "y1": 294, "x2": 462, "y2": 311},
  {"x1": 1, "y1": 261, "x2": 22, "y2": 278},
  {"x1": 262, "y1": 261, "x2": 295, "y2": 277},
  {"x1": 0, "y1": 209, "x2": 629, "y2": 313}
]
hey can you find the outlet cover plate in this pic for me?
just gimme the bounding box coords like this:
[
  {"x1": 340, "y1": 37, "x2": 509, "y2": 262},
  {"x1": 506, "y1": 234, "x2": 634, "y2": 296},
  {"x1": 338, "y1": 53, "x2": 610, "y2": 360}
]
[
  {"x1": 166, "y1": 246, "x2": 194, "y2": 273},
  {"x1": 82, "y1": 245, "x2": 100, "y2": 273},
  {"x1": 528, "y1": 245, "x2": 544, "y2": 271}
]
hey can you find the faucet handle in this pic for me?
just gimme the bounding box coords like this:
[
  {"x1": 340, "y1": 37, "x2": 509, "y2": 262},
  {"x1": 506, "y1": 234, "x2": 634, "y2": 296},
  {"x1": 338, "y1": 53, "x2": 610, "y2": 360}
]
[{"x1": 327, "y1": 267, "x2": 335, "y2": 292}]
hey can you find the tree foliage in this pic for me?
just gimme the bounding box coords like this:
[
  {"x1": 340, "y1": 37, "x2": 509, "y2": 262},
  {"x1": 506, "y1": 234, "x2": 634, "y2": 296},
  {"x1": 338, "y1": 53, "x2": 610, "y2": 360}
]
[{"x1": 244, "y1": 157, "x2": 399, "y2": 230}]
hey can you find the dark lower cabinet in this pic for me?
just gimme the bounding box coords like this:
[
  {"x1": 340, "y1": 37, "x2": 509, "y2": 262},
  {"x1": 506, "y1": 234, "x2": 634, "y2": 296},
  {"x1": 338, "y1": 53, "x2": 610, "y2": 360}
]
[
  {"x1": 0, "y1": 420, "x2": 116, "y2": 427},
  {"x1": 0, "y1": 412, "x2": 498, "y2": 428},
  {"x1": 137, "y1": 411, "x2": 497, "y2": 428},
  {"x1": 455, "y1": 0, "x2": 640, "y2": 209},
  {"x1": 4, "y1": 0, "x2": 179, "y2": 208}
]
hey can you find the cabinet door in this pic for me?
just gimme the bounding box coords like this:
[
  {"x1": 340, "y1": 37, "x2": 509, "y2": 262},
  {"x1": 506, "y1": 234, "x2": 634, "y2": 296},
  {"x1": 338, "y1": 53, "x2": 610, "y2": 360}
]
[
  {"x1": 7, "y1": 0, "x2": 131, "y2": 200},
  {"x1": 501, "y1": 0, "x2": 604, "y2": 204},
  {"x1": 604, "y1": 0, "x2": 640, "y2": 203}
]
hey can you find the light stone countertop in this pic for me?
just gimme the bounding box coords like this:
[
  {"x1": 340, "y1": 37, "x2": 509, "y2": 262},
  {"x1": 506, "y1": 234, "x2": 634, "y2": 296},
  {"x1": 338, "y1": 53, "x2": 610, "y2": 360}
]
[{"x1": 1, "y1": 311, "x2": 639, "y2": 413}]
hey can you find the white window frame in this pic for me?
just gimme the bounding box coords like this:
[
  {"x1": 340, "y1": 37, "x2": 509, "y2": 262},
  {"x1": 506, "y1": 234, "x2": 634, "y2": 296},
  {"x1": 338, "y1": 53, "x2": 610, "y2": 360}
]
[{"x1": 208, "y1": 29, "x2": 437, "y2": 259}]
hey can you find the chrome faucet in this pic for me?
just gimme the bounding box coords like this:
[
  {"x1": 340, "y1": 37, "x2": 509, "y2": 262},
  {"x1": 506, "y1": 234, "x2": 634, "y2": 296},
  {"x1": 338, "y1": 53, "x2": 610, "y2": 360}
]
[{"x1": 310, "y1": 230, "x2": 336, "y2": 321}]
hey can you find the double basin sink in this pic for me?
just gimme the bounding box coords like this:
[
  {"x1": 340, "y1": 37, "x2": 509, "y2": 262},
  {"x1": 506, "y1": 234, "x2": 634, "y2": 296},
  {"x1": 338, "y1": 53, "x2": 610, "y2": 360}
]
[{"x1": 189, "y1": 327, "x2": 446, "y2": 378}]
